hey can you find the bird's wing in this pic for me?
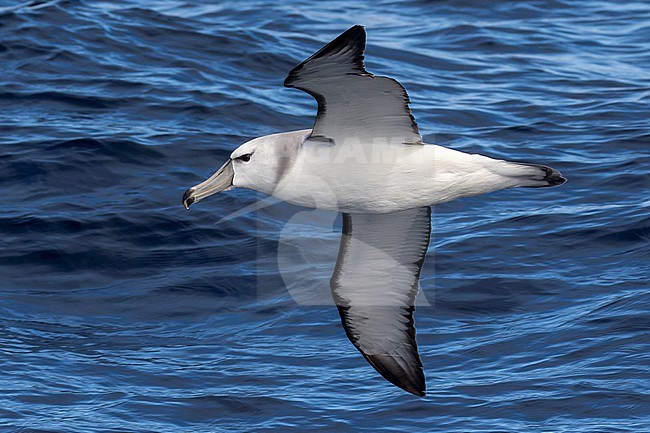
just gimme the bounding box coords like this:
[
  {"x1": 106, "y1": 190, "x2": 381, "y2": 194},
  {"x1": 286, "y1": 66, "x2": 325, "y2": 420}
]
[
  {"x1": 330, "y1": 206, "x2": 431, "y2": 396},
  {"x1": 284, "y1": 25, "x2": 422, "y2": 146}
]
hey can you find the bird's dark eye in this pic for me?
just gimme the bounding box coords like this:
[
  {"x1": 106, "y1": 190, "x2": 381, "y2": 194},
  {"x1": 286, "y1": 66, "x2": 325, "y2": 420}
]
[{"x1": 237, "y1": 153, "x2": 252, "y2": 162}]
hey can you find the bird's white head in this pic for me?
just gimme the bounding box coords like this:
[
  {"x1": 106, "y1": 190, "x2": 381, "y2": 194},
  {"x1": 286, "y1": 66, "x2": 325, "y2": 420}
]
[{"x1": 182, "y1": 129, "x2": 310, "y2": 209}]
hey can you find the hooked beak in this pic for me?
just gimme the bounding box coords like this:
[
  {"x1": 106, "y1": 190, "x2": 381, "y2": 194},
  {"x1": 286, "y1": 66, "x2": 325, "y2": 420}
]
[{"x1": 182, "y1": 159, "x2": 234, "y2": 209}]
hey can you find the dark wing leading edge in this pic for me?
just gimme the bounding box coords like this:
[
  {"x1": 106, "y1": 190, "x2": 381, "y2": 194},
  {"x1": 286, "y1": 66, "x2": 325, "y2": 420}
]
[
  {"x1": 284, "y1": 25, "x2": 422, "y2": 146},
  {"x1": 330, "y1": 207, "x2": 431, "y2": 397}
]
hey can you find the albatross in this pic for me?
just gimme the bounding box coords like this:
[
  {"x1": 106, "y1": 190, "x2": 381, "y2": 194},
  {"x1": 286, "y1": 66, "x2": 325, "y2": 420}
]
[{"x1": 182, "y1": 25, "x2": 565, "y2": 397}]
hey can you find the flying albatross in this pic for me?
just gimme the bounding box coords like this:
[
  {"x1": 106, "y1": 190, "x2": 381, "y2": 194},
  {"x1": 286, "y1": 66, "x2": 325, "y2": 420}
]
[{"x1": 182, "y1": 25, "x2": 565, "y2": 397}]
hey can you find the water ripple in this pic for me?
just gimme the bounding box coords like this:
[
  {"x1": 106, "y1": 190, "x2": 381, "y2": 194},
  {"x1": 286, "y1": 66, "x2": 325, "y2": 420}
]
[{"x1": 0, "y1": 0, "x2": 648, "y2": 431}]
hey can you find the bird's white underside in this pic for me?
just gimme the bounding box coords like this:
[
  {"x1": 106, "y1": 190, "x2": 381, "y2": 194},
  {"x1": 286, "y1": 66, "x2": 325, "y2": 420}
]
[
  {"x1": 185, "y1": 24, "x2": 564, "y2": 396},
  {"x1": 231, "y1": 129, "x2": 533, "y2": 214}
]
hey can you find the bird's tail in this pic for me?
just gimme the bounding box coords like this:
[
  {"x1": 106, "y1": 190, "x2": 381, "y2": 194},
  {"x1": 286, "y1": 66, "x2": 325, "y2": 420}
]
[{"x1": 505, "y1": 162, "x2": 567, "y2": 188}]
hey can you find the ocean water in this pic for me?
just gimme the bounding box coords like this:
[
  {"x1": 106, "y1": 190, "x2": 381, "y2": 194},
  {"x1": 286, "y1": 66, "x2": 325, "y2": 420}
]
[{"x1": 1, "y1": 0, "x2": 649, "y2": 431}]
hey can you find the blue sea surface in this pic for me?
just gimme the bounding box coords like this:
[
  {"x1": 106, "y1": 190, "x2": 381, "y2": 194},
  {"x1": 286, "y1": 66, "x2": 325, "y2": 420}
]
[{"x1": 1, "y1": 0, "x2": 649, "y2": 431}]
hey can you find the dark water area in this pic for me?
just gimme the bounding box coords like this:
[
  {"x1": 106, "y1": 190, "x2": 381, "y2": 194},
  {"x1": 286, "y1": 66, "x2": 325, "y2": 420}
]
[{"x1": 1, "y1": 0, "x2": 649, "y2": 431}]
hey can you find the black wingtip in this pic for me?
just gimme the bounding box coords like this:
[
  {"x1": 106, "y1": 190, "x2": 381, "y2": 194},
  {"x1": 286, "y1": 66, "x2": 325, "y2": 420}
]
[
  {"x1": 400, "y1": 373, "x2": 427, "y2": 398},
  {"x1": 364, "y1": 353, "x2": 427, "y2": 398},
  {"x1": 308, "y1": 24, "x2": 366, "y2": 63},
  {"x1": 402, "y1": 379, "x2": 427, "y2": 398},
  {"x1": 284, "y1": 25, "x2": 367, "y2": 88}
]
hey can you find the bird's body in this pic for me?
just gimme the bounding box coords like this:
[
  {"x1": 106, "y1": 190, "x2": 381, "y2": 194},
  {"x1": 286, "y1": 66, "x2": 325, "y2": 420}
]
[
  {"x1": 235, "y1": 129, "x2": 562, "y2": 214},
  {"x1": 182, "y1": 25, "x2": 565, "y2": 397}
]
